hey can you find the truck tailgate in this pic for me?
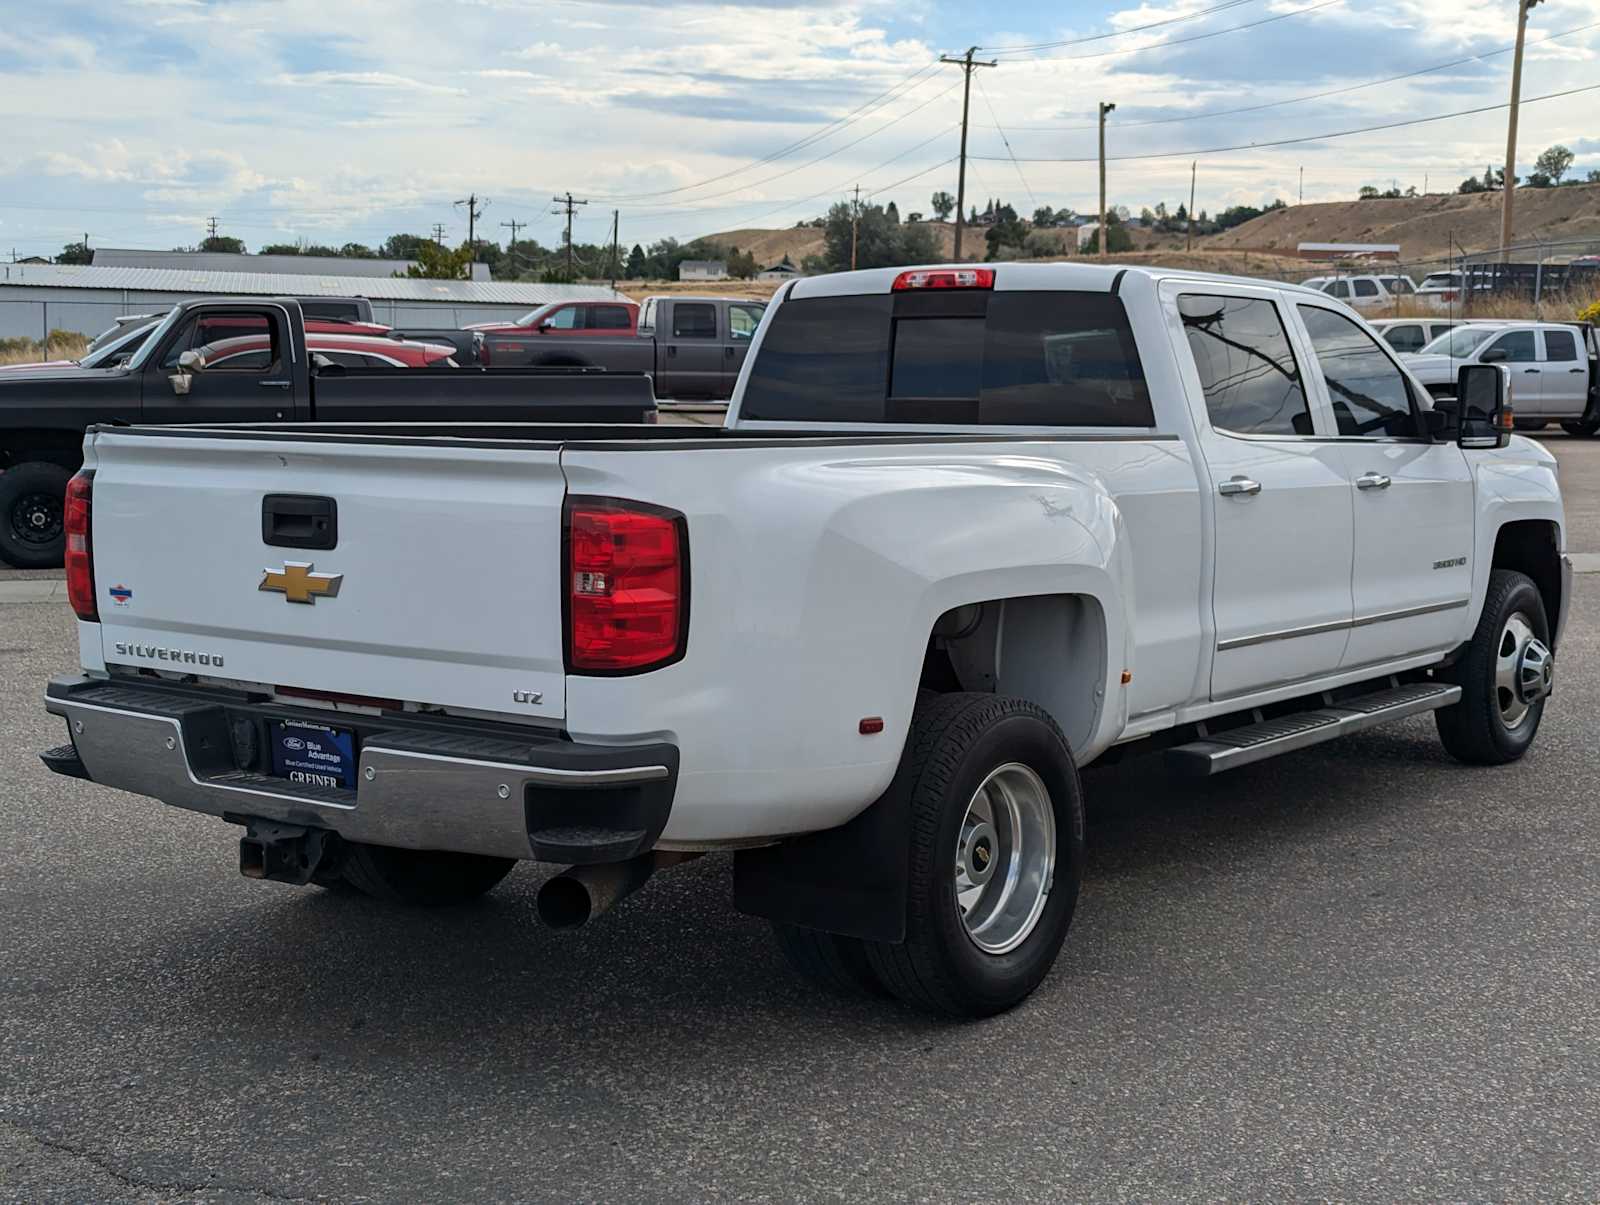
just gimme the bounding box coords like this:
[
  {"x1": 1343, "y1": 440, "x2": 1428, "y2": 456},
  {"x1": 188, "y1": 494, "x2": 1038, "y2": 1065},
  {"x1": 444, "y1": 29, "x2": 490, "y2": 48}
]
[{"x1": 85, "y1": 429, "x2": 568, "y2": 721}]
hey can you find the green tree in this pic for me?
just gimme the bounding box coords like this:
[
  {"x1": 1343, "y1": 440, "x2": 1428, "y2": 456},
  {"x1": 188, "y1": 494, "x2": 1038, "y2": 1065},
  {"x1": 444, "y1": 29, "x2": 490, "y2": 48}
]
[
  {"x1": 1535, "y1": 144, "x2": 1574, "y2": 185},
  {"x1": 200, "y1": 235, "x2": 246, "y2": 254},
  {"x1": 1032, "y1": 205, "x2": 1056, "y2": 227},
  {"x1": 1459, "y1": 176, "x2": 1487, "y2": 194},
  {"x1": 1587, "y1": 169, "x2": 1600, "y2": 183},
  {"x1": 820, "y1": 201, "x2": 938, "y2": 271},
  {"x1": 56, "y1": 241, "x2": 93, "y2": 265},
  {"x1": 727, "y1": 247, "x2": 759, "y2": 279},
  {"x1": 381, "y1": 233, "x2": 436, "y2": 260},
  {"x1": 885, "y1": 201, "x2": 900, "y2": 225},
  {"x1": 1358, "y1": 185, "x2": 1381, "y2": 200},
  {"x1": 398, "y1": 241, "x2": 473, "y2": 280},
  {"x1": 930, "y1": 190, "x2": 955, "y2": 221},
  {"x1": 625, "y1": 244, "x2": 647, "y2": 278},
  {"x1": 985, "y1": 206, "x2": 1028, "y2": 261},
  {"x1": 1082, "y1": 225, "x2": 1133, "y2": 254}
]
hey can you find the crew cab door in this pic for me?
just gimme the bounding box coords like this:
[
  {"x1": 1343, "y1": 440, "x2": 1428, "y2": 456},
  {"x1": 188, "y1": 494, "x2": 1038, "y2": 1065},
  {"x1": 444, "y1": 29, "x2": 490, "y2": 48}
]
[
  {"x1": 656, "y1": 301, "x2": 724, "y2": 399},
  {"x1": 1537, "y1": 327, "x2": 1588, "y2": 418},
  {"x1": 140, "y1": 304, "x2": 303, "y2": 424},
  {"x1": 1168, "y1": 283, "x2": 1354, "y2": 700},
  {"x1": 1293, "y1": 302, "x2": 1475, "y2": 667},
  {"x1": 723, "y1": 302, "x2": 765, "y2": 397},
  {"x1": 1480, "y1": 329, "x2": 1542, "y2": 415}
]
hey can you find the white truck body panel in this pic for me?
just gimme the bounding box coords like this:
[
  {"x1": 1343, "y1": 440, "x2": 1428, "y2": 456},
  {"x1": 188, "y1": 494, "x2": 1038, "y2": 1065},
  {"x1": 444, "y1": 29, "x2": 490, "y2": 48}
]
[{"x1": 58, "y1": 261, "x2": 1568, "y2": 851}]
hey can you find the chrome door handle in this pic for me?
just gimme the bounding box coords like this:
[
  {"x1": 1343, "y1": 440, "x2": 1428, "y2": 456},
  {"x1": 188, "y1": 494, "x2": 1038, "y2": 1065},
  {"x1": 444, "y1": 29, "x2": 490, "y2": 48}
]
[
  {"x1": 1356, "y1": 472, "x2": 1392, "y2": 490},
  {"x1": 1218, "y1": 476, "x2": 1262, "y2": 497},
  {"x1": 258, "y1": 379, "x2": 292, "y2": 389}
]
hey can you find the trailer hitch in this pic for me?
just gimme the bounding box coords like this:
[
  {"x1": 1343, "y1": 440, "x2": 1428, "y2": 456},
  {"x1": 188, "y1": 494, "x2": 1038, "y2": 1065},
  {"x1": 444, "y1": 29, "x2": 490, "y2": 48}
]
[{"x1": 236, "y1": 817, "x2": 335, "y2": 885}]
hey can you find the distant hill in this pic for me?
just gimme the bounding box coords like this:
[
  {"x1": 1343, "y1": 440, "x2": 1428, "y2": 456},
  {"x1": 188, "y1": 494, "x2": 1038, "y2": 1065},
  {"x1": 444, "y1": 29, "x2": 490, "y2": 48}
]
[{"x1": 1199, "y1": 183, "x2": 1600, "y2": 261}]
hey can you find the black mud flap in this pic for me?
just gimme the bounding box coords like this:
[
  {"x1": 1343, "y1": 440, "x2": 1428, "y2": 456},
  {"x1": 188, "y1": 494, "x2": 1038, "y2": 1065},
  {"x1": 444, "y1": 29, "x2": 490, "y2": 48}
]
[{"x1": 734, "y1": 778, "x2": 911, "y2": 944}]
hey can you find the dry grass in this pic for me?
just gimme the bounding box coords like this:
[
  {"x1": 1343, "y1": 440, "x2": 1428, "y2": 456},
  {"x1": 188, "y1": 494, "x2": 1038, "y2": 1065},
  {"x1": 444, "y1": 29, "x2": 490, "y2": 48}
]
[
  {"x1": 0, "y1": 334, "x2": 89, "y2": 366},
  {"x1": 1375, "y1": 290, "x2": 1600, "y2": 322}
]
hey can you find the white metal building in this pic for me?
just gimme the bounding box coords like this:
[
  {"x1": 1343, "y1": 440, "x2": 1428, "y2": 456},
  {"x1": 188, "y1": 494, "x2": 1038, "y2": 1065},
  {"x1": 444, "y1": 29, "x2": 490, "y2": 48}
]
[
  {"x1": 0, "y1": 263, "x2": 628, "y2": 340},
  {"x1": 92, "y1": 247, "x2": 493, "y2": 281}
]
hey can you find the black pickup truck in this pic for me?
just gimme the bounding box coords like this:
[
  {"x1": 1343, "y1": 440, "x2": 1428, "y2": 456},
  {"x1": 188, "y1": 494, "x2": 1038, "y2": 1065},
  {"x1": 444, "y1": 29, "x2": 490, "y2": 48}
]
[
  {"x1": 0, "y1": 297, "x2": 656, "y2": 567},
  {"x1": 476, "y1": 295, "x2": 766, "y2": 400}
]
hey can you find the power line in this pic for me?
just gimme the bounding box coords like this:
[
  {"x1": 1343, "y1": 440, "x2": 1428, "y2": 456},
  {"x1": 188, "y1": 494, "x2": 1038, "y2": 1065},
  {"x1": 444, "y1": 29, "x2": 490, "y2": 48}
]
[
  {"x1": 980, "y1": 0, "x2": 1262, "y2": 55},
  {"x1": 582, "y1": 59, "x2": 945, "y2": 202},
  {"x1": 989, "y1": 0, "x2": 1343, "y2": 64},
  {"x1": 968, "y1": 82, "x2": 1600, "y2": 163},
  {"x1": 973, "y1": 75, "x2": 1035, "y2": 210},
  {"x1": 1003, "y1": 19, "x2": 1600, "y2": 132}
]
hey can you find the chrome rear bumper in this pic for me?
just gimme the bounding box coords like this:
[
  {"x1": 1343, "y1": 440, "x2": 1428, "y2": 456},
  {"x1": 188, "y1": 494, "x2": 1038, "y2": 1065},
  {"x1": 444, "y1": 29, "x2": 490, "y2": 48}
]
[{"x1": 43, "y1": 676, "x2": 677, "y2": 864}]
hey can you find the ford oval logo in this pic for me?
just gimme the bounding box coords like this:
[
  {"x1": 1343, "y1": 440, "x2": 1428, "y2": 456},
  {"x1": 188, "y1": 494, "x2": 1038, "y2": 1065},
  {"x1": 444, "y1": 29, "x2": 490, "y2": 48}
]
[{"x1": 283, "y1": 737, "x2": 306, "y2": 750}]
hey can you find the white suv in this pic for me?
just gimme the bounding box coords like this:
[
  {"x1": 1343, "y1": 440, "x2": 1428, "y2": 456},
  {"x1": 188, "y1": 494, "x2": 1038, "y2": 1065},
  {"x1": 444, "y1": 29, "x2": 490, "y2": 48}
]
[{"x1": 1302, "y1": 274, "x2": 1418, "y2": 310}]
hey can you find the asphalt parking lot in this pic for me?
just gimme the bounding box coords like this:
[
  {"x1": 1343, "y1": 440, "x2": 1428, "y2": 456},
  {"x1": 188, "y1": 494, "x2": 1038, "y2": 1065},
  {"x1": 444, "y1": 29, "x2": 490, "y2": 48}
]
[{"x1": 2, "y1": 435, "x2": 1598, "y2": 1201}]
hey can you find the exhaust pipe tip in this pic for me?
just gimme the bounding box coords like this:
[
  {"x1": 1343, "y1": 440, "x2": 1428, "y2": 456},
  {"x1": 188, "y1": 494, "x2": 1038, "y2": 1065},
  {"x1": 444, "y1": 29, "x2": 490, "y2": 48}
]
[{"x1": 537, "y1": 875, "x2": 598, "y2": 930}]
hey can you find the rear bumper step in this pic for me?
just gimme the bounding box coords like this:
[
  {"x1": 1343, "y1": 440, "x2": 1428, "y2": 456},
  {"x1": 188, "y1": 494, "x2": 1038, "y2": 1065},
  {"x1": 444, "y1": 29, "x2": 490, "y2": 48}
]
[
  {"x1": 42, "y1": 675, "x2": 677, "y2": 864},
  {"x1": 1167, "y1": 682, "x2": 1461, "y2": 776}
]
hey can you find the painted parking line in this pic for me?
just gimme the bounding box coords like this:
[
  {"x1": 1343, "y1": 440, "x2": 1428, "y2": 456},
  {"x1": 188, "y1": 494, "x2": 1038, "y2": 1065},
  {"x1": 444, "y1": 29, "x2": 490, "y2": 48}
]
[{"x1": 0, "y1": 580, "x2": 67, "y2": 604}]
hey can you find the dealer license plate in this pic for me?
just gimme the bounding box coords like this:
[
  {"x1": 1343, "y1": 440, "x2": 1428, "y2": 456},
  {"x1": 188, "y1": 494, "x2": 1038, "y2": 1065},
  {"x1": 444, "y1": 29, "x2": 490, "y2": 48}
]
[{"x1": 270, "y1": 720, "x2": 356, "y2": 789}]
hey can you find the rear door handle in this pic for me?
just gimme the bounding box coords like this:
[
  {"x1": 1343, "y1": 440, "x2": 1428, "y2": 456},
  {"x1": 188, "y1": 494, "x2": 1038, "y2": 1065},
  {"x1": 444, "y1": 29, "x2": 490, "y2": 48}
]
[
  {"x1": 1218, "y1": 476, "x2": 1262, "y2": 497},
  {"x1": 667, "y1": 345, "x2": 677, "y2": 358},
  {"x1": 1570, "y1": 368, "x2": 1586, "y2": 374},
  {"x1": 259, "y1": 379, "x2": 292, "y2": 389},
  {"x1": 1356, "y1": 472, "x2": 1392, "y2": 490},
  {"x1": 1522, "y1": 368, "x2": 1540, "y2": 374}
]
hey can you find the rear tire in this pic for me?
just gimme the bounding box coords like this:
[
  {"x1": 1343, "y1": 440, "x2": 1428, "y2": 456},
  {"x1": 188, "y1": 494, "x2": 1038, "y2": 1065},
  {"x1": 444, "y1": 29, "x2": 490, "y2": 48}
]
[
  {"x1": 339, "y1": 842, "x2": 515, "y2": 905},
  {"x1": 1560, "y1": 418, "x2": 1599, "y2": 437},
  {"x1": 863, "y1": 692, "x2": 1085, "y2": 1019},
  {"x1": 1435, "y1": 569, "x2": 1551, "y2": 765},
  {"x1": 772, "y1": 922, "x2": 889, "y2": 998},
  {"x1": 0, "y1": 461, "x2": 72, "y2": 569}
]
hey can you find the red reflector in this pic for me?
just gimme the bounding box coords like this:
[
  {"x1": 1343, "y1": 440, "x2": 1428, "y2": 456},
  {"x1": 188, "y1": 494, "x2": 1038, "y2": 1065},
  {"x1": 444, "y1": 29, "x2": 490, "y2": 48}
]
[
  {"x1": 64, "y1": 470, "x2": 97, "y2": 622},
  {"x1": 892, "y1": 268, "x2": 995, "y2": 291},
  {"x1": 859, "y1": 716, "x2": 884, "y2": 735},
  {"x1": 566, "y1": 497, "x2": 686, "y2": 673}
]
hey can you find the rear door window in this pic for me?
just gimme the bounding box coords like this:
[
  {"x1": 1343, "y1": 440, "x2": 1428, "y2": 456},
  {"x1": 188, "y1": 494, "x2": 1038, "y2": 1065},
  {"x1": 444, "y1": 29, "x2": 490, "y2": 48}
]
[
  {"x1": 1325, "y1": 281, "x2": 1351, "y2": 299},
  {"x1": 739, "y1": 290, "x2": 1153, "y2": 426},
  {"x1": 1381, "y1": 324, "x2": 1426, "y2": 353},
  {"x1": 1542, "y1": 329, "x2": 1578, "y2": 362},
  {"x1": 591, "y1": 305, "x2": 633, "y2": 330},
  {"x1": 1353, "y1": 279, "x2": 1380, "y2": 298},
  {"x1": 1179, "y1": 295, "x2": 1310, "y2": 436},
  {"x1": 672, "y1": 303, "x2": 718, "y2": 339}
]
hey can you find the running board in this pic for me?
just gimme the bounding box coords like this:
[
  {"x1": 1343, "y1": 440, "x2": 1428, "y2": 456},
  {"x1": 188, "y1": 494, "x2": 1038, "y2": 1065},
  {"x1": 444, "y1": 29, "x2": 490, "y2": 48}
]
[{"x1": 1167, "y1": 682, "x2": 1461, "y2": 776}]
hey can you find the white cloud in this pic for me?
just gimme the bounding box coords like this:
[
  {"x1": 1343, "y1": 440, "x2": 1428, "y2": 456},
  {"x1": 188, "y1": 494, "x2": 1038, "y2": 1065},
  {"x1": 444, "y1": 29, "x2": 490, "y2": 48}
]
[{"x1": 271, "y1": 71, "x2": 468, "y2": 96}]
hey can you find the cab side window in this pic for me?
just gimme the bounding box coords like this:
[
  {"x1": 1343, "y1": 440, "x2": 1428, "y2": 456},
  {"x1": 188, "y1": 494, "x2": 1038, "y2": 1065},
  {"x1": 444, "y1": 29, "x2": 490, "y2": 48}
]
[
  {"x1": 1542, "y1": 329, "x2": 1578, "y2": 362},
  {"x1": 1483, "y1": 331, "x2": 1536, "y2": 363},
  {"x1": 672, "y1": 303, "x2": 718, "y2": 339},
  {"x1": 1179, "y1": 295, "x2": 1311, "y2": 437},
  {"x1": 160, "y1": 312, "x2": 281, "y2": 374},
  {"x1": 1353, "y1": 279, "x2": 1379, "y2": 298},
  {"x1": 1382, "y1": 324, "x2": 1425, "y2": 353},
  {"x1": 543, "y1": 306, "x2": 581, "y2": 330},
  {"x1": 1297, "y1": 306, "x2": 1419, "y2": 438}
]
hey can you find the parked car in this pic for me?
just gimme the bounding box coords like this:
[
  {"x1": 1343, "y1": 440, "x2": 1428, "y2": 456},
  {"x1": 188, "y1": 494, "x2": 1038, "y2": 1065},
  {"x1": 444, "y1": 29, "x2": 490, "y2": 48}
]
[
  {"x1": 1368, "y1": 317, "x2": 1470, "y2": 354},
  {"x1": 0, "y1": 298, "x2": 657, "y2": 567},
  {"x1": 1401, "y1": 321, "x2": 1599, "y2": 434},
  {"x1": 1302, "y1": 273, "x2": 1417, "y2": 310},
  {"x1": 476, "y1": 296, "x2": 766, "y2": 400},
  {"x1": 39, "y1": 263, "x2": 1569, "y2": 1019},
  {"x1": 466, "y1": 299, "x2": 639, "y2": 336}
]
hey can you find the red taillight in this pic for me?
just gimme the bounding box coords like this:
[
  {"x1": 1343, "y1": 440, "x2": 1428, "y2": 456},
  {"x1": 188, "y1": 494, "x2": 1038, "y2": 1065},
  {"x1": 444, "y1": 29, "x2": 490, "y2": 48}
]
[
  {"x1": 892, "y1": 268, "x2": 995, "y2": 291},
  {"x1": 64, "y1": 470, "x2": 96, "y2": 622},
  {"x1": 566, "y1": 497, "x2": 686, "y2": 673}
]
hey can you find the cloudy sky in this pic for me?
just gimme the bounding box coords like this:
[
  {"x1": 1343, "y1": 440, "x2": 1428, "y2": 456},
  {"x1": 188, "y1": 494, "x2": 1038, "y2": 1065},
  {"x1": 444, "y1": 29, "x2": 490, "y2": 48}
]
[{"x1": 1, "y1": 0, "x2": 1596, "y2": 258}]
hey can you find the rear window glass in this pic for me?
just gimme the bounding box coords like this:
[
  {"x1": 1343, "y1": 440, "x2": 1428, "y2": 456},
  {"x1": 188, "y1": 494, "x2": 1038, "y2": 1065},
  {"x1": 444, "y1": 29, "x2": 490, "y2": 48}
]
[
  {"x1": 1543, "y1": 329, "x2": 1578, "y2": 361},
  {"x1": 740, "y1": 291, "x2": 1154, "y2": 427}
]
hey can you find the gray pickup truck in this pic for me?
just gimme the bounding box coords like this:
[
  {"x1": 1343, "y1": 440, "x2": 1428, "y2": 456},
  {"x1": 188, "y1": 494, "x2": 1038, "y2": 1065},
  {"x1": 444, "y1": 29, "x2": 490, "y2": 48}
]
[{"x1": 477, "y1": 296, "x2": 766, "y2": 400}]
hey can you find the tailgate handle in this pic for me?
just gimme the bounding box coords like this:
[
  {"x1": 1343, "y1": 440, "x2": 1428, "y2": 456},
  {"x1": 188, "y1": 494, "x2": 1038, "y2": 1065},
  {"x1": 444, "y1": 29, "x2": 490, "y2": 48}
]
[{"x1": 262, "y1": 494, "x2": 338, "y2": 550}]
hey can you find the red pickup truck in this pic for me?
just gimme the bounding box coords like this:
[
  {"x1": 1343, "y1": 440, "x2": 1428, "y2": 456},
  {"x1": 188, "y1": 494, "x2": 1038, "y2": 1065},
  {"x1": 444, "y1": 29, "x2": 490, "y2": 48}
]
[{"x1": 467, "y1": 299, "x2": 639, "y2": 336}]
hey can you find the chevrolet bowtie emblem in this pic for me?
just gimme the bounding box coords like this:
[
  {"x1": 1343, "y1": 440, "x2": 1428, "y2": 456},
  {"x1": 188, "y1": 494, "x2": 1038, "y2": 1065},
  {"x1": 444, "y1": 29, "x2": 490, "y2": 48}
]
[{"x1": 259, "y1": 561, "x2": 344, "y2": 605}]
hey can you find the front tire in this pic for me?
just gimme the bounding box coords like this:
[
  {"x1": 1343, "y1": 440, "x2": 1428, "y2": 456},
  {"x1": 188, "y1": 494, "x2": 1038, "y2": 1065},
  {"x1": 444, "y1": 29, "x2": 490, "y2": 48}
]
[
  {"x1": 1560, "y1": 417, "x2": 1599, "y2": 437},
  {"x1": 339, "y1": 842, "x2": 515, "y2": 905},
  {"x1": 1435, "y1": 569, "x2": 1552, "y2": 765},
  {"x1": 0, "y1": 461, "x2": 72, "y2": 568},
  {"x1": 864, "y1": 693, "x2": 1085, "y2": 1018}
]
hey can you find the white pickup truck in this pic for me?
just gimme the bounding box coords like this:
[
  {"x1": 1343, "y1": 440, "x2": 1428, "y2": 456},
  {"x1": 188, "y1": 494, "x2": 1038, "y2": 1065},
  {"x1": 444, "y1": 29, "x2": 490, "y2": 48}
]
[
  {"x1": 41, "y1": 263, "x2": 1570, "y2": 1018},
  {"x1": 1400, "y1": 320, "x2": 1599, "y2": 436}
]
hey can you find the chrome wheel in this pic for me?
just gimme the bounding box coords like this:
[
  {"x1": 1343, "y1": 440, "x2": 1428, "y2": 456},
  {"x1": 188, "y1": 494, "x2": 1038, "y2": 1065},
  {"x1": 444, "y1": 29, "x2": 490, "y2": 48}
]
[
  {"x1": 1494, "y1": 612, "x2": 1552, "y2": 731},
  {"x1": 954, "y1": 762, "x2": 1055, "y2": 955}
]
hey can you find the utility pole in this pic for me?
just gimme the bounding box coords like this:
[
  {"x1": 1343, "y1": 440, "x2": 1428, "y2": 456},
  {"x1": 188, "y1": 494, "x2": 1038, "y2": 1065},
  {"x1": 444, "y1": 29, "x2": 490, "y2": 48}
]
[
  {"x1": 500, "y1": 218, "x2": 525, "y2": 258},
  {"x1": 1299, "y1": 166, "x2": 1304, "y2": 205},
  {"x1": 610, "y1": 210, "x2": 620, "y2": 283},
  {"x1": 551, "y1": 192, "x2": 589, "y2": 278},
  {"x1": 851, "y1": 184, "x2": 861, "y2": 271},
  {"x1": 1186, "y1": 161, "x2": 1196, "y2": 252},
  {"x1": 1098, "y1": 101, "x2": 1115, "y2": 260},
  {"x1": 941, "y1": 48, "x2": 996, "y2": 262},
  {"x1": 455, "y1": 193, "x2": 487, "y2": 263},
  {"x1": 1501, "y1": 0, "x2": 1542, "y2": 260},
  {"x1": 206, "y1": 216, "x2": 218, "y2": 241},
  {"x1": 431, "y1": 223, "x2": 447, "y2": 247}
]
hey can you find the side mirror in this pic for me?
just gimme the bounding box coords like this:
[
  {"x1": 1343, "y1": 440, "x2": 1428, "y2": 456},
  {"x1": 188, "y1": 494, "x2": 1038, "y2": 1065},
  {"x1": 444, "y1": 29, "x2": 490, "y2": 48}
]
[
  {"x1": 170, "y1": 349, "x2": 204, "y2": 396},
  {"x1": 177, "y1": 349, "x2": 206, "y2": 372},
  {"x1": 1480, "y1": 347, "x2": 1508, "y2": 364},
  {"x1": 1458, "y1": 363, "x2": 1510, "y2": 449}
]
